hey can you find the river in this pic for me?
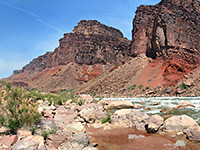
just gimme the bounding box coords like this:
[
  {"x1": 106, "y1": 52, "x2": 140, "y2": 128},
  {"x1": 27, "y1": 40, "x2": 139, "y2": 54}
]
[{"x1": 97, "y1": 97, "x2": 200, "y2": 124}]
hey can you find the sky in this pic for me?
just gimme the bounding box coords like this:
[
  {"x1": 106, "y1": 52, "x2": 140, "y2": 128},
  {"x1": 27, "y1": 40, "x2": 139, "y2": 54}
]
[{"x1": 0, "y1": 0, "x2": 160, "y2": 79}]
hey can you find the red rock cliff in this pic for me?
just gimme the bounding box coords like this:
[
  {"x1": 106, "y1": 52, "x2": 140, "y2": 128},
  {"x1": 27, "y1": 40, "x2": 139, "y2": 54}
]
[
  {"x1": 14, "y1": 20, "x2": 131, "y2": 74},
  {"x1": 131, "y1": 0, "x2": 200, "y2": 86}
]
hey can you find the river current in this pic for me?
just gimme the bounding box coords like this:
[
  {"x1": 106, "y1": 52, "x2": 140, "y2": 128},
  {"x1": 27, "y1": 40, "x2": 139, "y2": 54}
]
[{"x1": 98, "y1": 97, "x2": 200, "y2": 124}]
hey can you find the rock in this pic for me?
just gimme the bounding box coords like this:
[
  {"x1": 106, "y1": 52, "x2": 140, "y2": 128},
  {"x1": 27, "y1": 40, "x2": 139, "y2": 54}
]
[
  {"x1": 17, "y1": 130, "x2": 32, "y2": 138},
  {"x1": 71, "y1": 132, "x2": 89, "y2": 146},
  {"x1": 131, "y1": 0, "x2": 200, "y2": 87},
  {"x1": 44, "y1": 110, "x2": 54, "y2": 119},
  {"x1": 128, "y1": 134, "x2": 145, "y2": 140},
  {"x1": 144, "y1": 107, "x2": 151, "y2": 111},
  {"x1": 66, "y1": 122, "x2": 86, "y2": 133},
  {"x1": 79, "y1": 107, "x2": 106, "y2": 124},
  {"x1": 151, "y1": 102, "x2": 160, "y2": 106},
  {"x1": 80, "y1": 108, "x2": 96, "y2": 123},
  {"x1": 12, "y1": 20, "x2": 130, "y2": 92},
  {"x1": 46, "y1": 133, "x2": 67, "y2": 148},
  {"x1": 133, "y1": 103, "x2": 143, "y2": 109},
  {"x1": 161, "y1": 115, "x2": 198, "y2": 132},
  {"x1": 176, "y1": 132, "x2": 183, "y2": 136},
  {"x1": 160, "y1": 108, "x2": 170, "y2": 113},
  {"x1": 1, "y1": 135, "x2": 18, "y2": 148},
  {"x1": 83, "y1": 147, "x2": 98, "y2": 150},
  {"x1": 54, "y1": 108, "x2": 77, "y2": 126},
  {"x1": 170, "y1": 134, "x2": 176, "y2": 138},
  {"x1": 78, "y1": 94, "x2": 93, "y2": 104},
  {"x1": 41, "y1": 118, "x2": 58, "y2": 131},
  {"x1": 183, "y1": 125, "x2": 200, "y2": 142},
  {"x1": 111, "y1": 109, "x2": 149, "y2": 129},
  {"x1": 145, "y1": 115, "x2": 164, "y2": 133},
  {"x1": 107, "y1": 100, "x2": 134, "y2": 109},
  {"x1": 173, "y1": 101, "x2": 195, "y2": 109},
  {"x1": 174, "y1": 140, "x2": 187, "y2": 147},
  {"x1": 12, "y1": 135, "x2": 45, "y2": 150},
  {"x1": 0, "y1": 126, "x2": 9, "y2": 134},
  {"x1": 58, "y1": 141, "x2": 85, "y2": 150},
  {"x1": 97, "y1": 99, "x2": 108, "y2": 106}
]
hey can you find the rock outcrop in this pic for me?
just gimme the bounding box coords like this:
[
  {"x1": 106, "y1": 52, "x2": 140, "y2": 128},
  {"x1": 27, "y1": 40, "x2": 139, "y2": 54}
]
[
  {"x1": 131, "y1": 0, "x2": 200, "y2": 86},
  {"x1": 14, "y1": 20, "x2": 131, "y2": 74}
]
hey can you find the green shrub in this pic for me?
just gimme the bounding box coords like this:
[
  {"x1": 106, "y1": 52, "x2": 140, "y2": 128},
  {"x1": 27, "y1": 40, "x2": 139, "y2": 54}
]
[
  {"x1": 42, "y1": 128, "x2": 57, "y2": 140},
  {"x1": 179, "y1": 82, "x2": 188, "y2": 90},
  {"x1": 0, "y1": 88, "x2": 41, "y2": 134},
  {"x1": 128, "y1": 84, "x2": 137, "y2": 90},
  {"x1": 138, "y1": 84, "x2": 143, "y2": 90},
  {"x1": 102, "y1": 112, "x2": 111, "y2": 124},
  {"x1": 145, "y1": 86, "x2": 150, "y2": 90}
]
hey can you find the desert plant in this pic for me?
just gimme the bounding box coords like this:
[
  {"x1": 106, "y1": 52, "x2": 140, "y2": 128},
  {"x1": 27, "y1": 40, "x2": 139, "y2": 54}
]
[
  {"x1": 179, "y1": 82, "x2": 188, "y2": 90},
  {"x1": 42, "y1": 128, "x2": 57, "y2": 140},
  {"x1": 102, "y1": 112, "x2": 111, "y2": 124},
  {"x1": 128, "y1": 84, "x2": 137, "y2": 90},
  {"x1": 0, "y1": 88, "x2": 41, "y2": 134},
  {"x1": 138, "y1": 84, "x2": 143, "y2": 90}
]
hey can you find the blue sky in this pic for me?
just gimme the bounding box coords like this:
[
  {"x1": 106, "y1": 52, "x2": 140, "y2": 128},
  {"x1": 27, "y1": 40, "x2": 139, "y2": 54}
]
[{"x1": 0, "y1": 0, "x2": 160, "y2": 79}]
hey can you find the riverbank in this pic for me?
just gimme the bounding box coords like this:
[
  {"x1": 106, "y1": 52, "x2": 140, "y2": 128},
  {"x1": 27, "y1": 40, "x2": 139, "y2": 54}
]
[{"x1": 0, "y1": 81, "x2": 199, "y2": 149}]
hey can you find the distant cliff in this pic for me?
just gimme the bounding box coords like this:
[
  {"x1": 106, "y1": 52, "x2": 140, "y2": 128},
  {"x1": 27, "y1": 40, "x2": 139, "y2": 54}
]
[{"x1": 14, "y1": 20, "x2": 131, "y2": 74}]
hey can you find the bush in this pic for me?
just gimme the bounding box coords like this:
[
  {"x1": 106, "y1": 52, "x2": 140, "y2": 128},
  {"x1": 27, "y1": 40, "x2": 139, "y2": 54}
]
[
  {"x1": 42, "y1": 128, "x2": 57, "y2": 140},
  {"x1": 138, "y1": 84, "x2": 143, "y2": 90},
  {"x1": 0, "y1": 88, "x2": 41, "y2": 134},
  {"x1": 102, "y1": 112, "x2": 111, "y2": 124},
  {"x1": 128, "y1": 84, "x2": 137, "y2": 90},
  {"x1": 179, "y1": 82, "x2": 188, "y2": 90}
]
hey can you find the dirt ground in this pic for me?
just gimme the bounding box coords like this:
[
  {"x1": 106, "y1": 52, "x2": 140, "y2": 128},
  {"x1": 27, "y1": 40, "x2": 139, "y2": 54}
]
[{"x1": 86, "y1": 127, "x2": 200, "y2": 150}]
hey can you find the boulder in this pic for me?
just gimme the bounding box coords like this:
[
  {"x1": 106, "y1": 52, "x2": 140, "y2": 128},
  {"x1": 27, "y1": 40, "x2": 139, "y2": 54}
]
[
  {"x1": 1, "y1": 135, "x2": 18, "y2": 148},
  {"x1": 107, "y1": 100, "x2": 134, "y2": 109},
  {"x1": 79, "y1": 108, "x2": 96, "y2": 124},
  {"x1": 160, "y1": 108, "x2": 170, "y2": 113},
  {"x1": 144, "y1": 107, "x2": 151, "y2": 111},
  {"x1": 183, "y1": 125, "x2": 200, "y2": 142},
  {"x1": 97, "y1": 99, "x2": 108, "y2": 106},
  {"x1": 66, "y1": 122, "x2": 86, "y2": 133},
  {"x1": 12, "y1": 135, "x2": 45, "y2": 150},
  {"x1": 128, "y1": 134, "x2": 145, "y2": 140},
  {"x1": 71, "y1": 132, "x2": 90, "y2": 146},
  {"x1": 161, "y1": 115, "x2": 197, "y2": 132},
  {"x1": 133, "y1": 103, "x2": 143, "y2": 109},
  {"x1": 145, "y1": 115, "x2": 164, "y2": 133},
  {"x1": 46, "y1": 133, "x2": 67, "y2": 148},
  {"x1": 54, "y1": 108, "x2": 77, "y2": 126},
  {"x1": 173, "y1": 101, "x2": 195, "y2": 109},
  {"x1": 79, "y1": 107, "x2": 106, "y2": 124},
  {"x1": 174, "y1": 140, "x2": 187, "y2": 147},
  {"x1": 78, "y1": 94, "x2": 94, "y2": 104},
  {"x1": 111, "y1": 109, "x2": 149, "y2": 129}
]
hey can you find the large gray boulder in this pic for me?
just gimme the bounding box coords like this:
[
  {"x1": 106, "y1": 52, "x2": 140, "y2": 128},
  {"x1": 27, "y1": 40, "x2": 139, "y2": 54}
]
[
  {"x1": 160, "y1": 115, "x2": 197, "y2": 132},
  {"x1": 145, "y1": 115, "x2": 164, "y2": 133},
  {"x1": 71, "y1": 132, "x2": 90, "y2": 146},
  {"x1": 111, "y1": 109, "x2": 149, "y2": 129}
]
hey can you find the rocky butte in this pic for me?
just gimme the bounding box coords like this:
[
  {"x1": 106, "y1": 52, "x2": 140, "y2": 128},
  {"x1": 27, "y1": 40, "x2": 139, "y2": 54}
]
[
  {"x1": 5, "y1": 0, "x2": 200, "y2": 96},
  {"x1": 7, "y1": 20, "x2": 131, "y2": 92}
]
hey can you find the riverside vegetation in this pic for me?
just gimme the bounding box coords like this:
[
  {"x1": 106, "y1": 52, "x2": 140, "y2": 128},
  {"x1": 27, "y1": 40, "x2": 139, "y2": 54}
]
[{"x1": 0, "y1": 81, "x2": 199, "y2": 149}]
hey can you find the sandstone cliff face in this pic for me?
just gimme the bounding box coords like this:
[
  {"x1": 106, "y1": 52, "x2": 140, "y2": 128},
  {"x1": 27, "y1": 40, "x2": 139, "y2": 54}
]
[
  {"x1": 131, "y1": 0, "x2": 200, "y2": 86},
  {"x1": 14, "y1": 20, "x2": 131, "y2": 74},
  {"x1": 132, "y1": 0, "x2": 200, "y2": 60}
]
